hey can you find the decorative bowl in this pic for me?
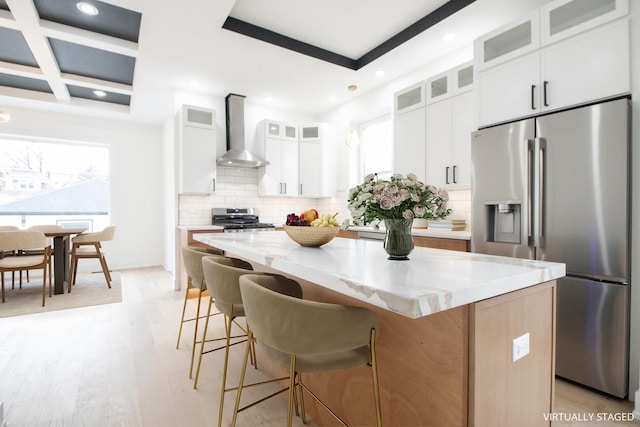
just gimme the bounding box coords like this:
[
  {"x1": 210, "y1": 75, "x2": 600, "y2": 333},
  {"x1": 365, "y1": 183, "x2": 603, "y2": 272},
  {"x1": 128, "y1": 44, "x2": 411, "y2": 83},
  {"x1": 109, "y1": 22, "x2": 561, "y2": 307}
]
[{"x1": 283, "y1": 225, "x2": 339, "y2": 247}]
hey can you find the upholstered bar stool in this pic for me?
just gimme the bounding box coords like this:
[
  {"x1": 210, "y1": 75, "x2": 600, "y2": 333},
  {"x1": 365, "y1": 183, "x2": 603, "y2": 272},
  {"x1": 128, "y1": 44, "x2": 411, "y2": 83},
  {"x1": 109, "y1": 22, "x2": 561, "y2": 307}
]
[
  {"x1": 195, "y1": 255, "x2": 254, "y2": 398},
  {"x1": 234, "y1": 274, "x2": 382, "y2": 427},
  {"x1": 177, "y1": 246, "x2": 223, "y2": 378},
  {"x1": 199, "y1": 256, "x2": 304, "y2": 427}
]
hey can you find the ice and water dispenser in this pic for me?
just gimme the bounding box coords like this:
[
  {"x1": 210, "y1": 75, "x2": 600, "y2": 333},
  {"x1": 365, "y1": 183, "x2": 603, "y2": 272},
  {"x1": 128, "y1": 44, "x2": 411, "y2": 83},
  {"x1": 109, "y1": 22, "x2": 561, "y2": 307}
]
[{"x1": 484, "y1": 202, "x2": 521, "y2": 244}]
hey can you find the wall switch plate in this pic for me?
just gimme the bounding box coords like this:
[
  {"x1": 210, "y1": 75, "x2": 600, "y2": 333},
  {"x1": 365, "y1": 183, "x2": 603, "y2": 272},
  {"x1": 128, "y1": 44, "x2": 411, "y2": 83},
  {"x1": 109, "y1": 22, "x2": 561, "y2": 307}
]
[{"x1": 512, "y1": 332, "x2": 530, "y2": 362}]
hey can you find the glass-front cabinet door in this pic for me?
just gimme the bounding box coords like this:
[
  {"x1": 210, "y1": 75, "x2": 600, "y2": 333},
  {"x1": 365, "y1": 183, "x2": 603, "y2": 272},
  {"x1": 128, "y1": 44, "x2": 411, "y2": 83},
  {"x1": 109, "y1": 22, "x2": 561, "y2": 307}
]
[
  {"x1": 475, "y1": 10, "x2": 540, "y2": 70},
  {"x1": 394, "y1": 82, "x2": 425, "y2": 115},
  {"x1": 541, "y1": 0, "x2": 628, "y2": 45}
]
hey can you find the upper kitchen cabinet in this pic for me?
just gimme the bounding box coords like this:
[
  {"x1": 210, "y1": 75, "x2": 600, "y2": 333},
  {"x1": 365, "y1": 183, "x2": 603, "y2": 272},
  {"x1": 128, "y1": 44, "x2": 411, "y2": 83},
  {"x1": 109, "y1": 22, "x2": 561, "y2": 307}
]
[
  {"x1": 298, "y1": 124, "x2": 336, "y2": 198},
  {"x1": 426, "y1": 61, "x2": 474, "y2": 104},
  {"x1": 258, "y1": 134, "x2": 299, "y2": 197},
  {"x1": 426, "y1": 89, "x2": 475, "y2": 188},
  {"x1": 177, "y1": 105, "x2": 216, "y2": 194},
  {"x1": 394, "y1": 82, "x2": 425, "y2": 116},
  {"x1": 476, "y1": 10, "x2": 540, "y2": 71},
  {"x1": 299, "y1": 124, "x2": 322, "y2": 142},
  {"x1": 394, "y1": 104, "x2": 426, "y2": 179},
  {"x1": 265, "y1": 120, "x2": 298, "y2": 141},
  {"x1": 540, "y1": 0, "x2": 628, "y2": 45},
  {"x1": 476, "y1": 0, "x2": 629, "y2": 127},
  {"x1": 258, "y1": 121, "x2": 335, "y2": 198},
  {"x1": 258, "y1": 119, "x2": 299, "y2": 197}
]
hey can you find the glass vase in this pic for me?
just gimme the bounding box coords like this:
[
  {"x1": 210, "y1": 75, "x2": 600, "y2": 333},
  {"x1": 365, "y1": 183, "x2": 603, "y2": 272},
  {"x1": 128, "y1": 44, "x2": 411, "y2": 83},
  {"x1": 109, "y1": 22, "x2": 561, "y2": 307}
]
[{"x1": 383, "y1": 218, "x2": 414, "y2": 260}]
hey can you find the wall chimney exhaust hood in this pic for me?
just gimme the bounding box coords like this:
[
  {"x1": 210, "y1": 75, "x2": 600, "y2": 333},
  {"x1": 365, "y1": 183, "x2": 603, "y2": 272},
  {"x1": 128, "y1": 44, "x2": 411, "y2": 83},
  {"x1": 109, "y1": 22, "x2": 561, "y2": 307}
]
[{"x1": 217, "y1": 93, "x2": 269, "y2": 168}]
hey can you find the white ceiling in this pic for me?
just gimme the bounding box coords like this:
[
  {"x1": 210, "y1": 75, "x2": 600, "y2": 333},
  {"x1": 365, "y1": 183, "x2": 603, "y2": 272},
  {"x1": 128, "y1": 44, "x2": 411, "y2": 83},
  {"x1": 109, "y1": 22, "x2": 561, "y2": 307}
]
[{"x1": 0, "y1": 0, "x2": 553, "y2": 125}]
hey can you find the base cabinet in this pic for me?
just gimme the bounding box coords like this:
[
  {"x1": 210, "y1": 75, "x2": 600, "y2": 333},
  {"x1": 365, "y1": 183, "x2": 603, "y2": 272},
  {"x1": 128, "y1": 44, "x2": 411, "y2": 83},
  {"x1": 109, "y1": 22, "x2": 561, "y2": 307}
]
[{"x1": 469, "y1": 282, "x2": 556, "y2": 427}]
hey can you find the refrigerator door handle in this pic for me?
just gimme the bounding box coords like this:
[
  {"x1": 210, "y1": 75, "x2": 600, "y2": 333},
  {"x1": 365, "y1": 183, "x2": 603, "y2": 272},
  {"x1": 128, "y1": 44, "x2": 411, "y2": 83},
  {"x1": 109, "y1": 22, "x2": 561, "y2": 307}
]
[
  {"x1": 527, "y1": 139, "x2": 535, "y2": 245},
  {"x1": 534, "y1": 137, "x2": 547, "y2": 248}
]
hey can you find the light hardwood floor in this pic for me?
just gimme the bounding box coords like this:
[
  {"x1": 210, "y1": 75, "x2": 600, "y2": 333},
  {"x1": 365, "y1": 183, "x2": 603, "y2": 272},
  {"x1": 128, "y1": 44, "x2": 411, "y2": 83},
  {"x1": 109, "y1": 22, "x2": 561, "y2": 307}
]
[{"x1": 0, "y1": 266, "x2": 637, "y2": 427}]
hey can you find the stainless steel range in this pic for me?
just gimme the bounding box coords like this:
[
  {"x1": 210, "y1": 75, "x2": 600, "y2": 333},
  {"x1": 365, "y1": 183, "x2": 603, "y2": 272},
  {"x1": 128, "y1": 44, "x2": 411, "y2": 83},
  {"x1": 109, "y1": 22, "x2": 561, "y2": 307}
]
[{"x1": 212, "y1": 208, "x2": 275, "y2": 232}]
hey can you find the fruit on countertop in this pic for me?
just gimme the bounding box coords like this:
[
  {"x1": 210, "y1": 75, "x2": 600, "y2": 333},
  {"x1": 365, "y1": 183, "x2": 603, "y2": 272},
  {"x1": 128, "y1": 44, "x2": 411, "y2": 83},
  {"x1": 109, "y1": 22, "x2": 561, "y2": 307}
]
[
  {"x1": 311, "y1": 213, "x2": 339, "y2": 227},
  {"x1": 299, "y1": 209, "x2": 319, "y2": 223},
  {"x1": 286, "y1": 213, "x2": 309, "y2": 226}
]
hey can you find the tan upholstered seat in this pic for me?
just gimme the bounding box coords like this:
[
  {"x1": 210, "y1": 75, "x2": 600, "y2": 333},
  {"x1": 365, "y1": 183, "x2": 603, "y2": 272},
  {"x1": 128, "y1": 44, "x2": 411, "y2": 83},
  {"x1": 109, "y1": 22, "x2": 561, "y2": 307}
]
[
  {"x1": 25, "y1": 225, "x2": 60, "y2": 282},
  {"x1": 68, "y1": 225, "x2": 115, "y2": 291},
  {"x1": 0, "y1": 230, "x2": 52, "y2": 306},
  {"x1": 176, "y1": 246, "x2": 223, "y2": 379},
  {"x1": 198, "y1": 256, "x2": 303, "y2": 427},
  {"x1": 234, "y1": 274, "x2": 382, "y2": 427},
  {"x1": 195, "y1": 255, "x2": 255, "y2": 403},
  {"x1": 0, "y1": 226, "x2": 21, "y2": 288}
]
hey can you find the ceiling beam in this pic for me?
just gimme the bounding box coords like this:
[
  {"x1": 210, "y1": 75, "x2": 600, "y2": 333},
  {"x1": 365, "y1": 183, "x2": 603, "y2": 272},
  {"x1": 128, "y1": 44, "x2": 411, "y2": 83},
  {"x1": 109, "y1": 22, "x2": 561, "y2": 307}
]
[
  {"x1": 6, "y1": 0, "x2": 70, "y2": 101},
  {"x1": 223, "y1": 0, "x2": 476, "y2": 70}
]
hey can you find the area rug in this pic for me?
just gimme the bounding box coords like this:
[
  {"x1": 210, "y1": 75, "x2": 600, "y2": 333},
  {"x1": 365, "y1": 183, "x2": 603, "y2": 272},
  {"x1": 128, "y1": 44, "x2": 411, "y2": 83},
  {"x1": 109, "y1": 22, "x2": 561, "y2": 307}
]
[{"x1": 0, "y1": 272, "x2": 122, "y2": 318}]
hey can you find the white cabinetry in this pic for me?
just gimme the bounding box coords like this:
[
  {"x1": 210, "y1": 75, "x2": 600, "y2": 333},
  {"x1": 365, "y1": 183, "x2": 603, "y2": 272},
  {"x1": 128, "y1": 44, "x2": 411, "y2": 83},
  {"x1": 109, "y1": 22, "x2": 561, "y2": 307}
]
[
  {"x1": 393, "y1": 82, "x2": 426, "y2": 178},
  {"x1": 177, "y1": 105, "x2": 216, "y2": 194},
  {"x1": 426, "y1": 61, "x2": 474, "y2": 104},
  {"x1": 298, "y1": 124, "x2": 336, "y2": 197},
  {"x1": 260, "y1": 137, "x2": 298, "y2": 197},
  {"x1": 476, "y1": 0, "x2": 629, "y2": 127},
  {"x1": 394, "y1": 82, "x2": 425, "y2": 115},
  {"x1": 266, "y1": 120, "x2": 298, "y2": 141},
  {"x1": 426, "y1": 89, "x2": 475, "y2": 188},
  {"x1": 258, "y1": 121, "x2": 335, "y2": 198},
  {"x1": 393, "y1": 107, "x2": 426, "y2": 178}
]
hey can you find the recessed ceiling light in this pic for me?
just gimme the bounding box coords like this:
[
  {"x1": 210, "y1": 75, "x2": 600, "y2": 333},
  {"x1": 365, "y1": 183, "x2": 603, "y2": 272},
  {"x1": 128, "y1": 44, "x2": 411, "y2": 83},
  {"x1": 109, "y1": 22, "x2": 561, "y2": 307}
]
[
  {"x1": 347, "y1": 85, "x2": 357, "y2": 92},
  {"x1": 265, "y1": 96, "x2": 273, "y2": 102},
  {"x1": 443, "y1": 33, "x2": 456, "y2": 43},
  {"x1": 77, "y1": 2, "x2": 99, "y2": 15},
  {"x1": 0, "y1": 110, "x2": 10, "y2": 122},
  {"x1": 189, "y1": 80, "x2": 199, "y2": 88},
  {"x1": 374, "y1": 70, "x2": 385, "y2": 78},
  {"x1": 328, "y1": 96, "x2": 337, "y2": 102},
  {"x1": 93, "y1": 90, "x2": 107, "y2": 98}
]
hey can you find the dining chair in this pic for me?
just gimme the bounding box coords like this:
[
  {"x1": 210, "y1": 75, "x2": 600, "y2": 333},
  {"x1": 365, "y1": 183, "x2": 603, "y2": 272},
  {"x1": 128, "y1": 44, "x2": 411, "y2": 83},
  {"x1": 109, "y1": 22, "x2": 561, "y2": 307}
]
[
  {"x1": 0, "y1": 230, "x2": 52, "y2": 306},
  {"x1": 177, "y1": 246, "x2": 223, "y2": 379},
  {"x1": 68, "y1": 225, "x2": 115, "y2": 291},
  {"x1": 234, "y1": 274, "x2": 382, "y2": 427},
  {"x1": 24, "y1": 225, "x2": 60, "y2": 283},
  {"x1": 0, "y1": 226, "x2": 21, "y2": 288}
]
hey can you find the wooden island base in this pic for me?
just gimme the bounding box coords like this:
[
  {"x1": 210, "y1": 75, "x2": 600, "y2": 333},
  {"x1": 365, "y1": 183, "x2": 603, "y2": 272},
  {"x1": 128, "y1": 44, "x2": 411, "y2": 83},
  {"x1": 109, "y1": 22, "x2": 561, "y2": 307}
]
[{"x1": 248, "y1": 264, "x2": 556, "y2": 427}]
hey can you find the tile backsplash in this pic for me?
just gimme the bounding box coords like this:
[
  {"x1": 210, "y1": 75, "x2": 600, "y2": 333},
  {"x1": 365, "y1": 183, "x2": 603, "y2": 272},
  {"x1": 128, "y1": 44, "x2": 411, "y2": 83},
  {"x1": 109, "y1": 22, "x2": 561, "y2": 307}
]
[{"x1": 179, "y1": 167, "x2": 472, "y2": 229}]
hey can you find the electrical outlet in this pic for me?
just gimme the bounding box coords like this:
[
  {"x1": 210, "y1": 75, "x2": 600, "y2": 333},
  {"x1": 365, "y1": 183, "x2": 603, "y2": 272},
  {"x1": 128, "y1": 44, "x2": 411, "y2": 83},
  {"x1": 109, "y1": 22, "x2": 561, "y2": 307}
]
[{"x1": 512, "y1": 333, "x2": 530, "y2": 362}]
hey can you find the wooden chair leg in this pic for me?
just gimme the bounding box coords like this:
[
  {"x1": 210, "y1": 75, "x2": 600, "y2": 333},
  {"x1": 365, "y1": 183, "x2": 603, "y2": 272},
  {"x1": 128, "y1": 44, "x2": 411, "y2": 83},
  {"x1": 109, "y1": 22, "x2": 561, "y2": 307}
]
[{"x1": 98, "y1": 253, "x2": 112, "y2": 288}]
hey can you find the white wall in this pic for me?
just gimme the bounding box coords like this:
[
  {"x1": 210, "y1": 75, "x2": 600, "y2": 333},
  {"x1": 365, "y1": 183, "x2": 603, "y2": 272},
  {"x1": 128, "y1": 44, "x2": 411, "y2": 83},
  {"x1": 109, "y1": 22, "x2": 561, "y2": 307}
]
[{"x1": 0, "y1": 106, "x2": 165, "y2": 272}]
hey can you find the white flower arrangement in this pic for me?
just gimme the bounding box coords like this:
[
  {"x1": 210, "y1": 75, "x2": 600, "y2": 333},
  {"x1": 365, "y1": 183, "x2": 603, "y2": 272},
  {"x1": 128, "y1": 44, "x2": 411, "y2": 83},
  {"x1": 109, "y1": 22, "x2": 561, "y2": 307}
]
[{"x1": 348, "y1": 173, "x2": 451, "y2": 226}]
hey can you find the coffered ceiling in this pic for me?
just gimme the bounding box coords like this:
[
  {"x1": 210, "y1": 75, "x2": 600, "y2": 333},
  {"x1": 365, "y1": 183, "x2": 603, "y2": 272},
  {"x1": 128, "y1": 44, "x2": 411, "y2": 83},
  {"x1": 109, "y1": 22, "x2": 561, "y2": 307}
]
[{"x1": 0, "y1": 0, "x2": 552, "y2": 124}]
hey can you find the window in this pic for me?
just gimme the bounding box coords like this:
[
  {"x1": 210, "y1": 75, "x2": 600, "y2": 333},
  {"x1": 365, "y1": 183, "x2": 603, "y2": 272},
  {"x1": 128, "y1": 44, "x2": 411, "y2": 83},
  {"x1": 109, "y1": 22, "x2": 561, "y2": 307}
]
[
  {"x1": 360, "y1": 115, "x2": 392, "y2": 180},
  {"x1": 0, "y1": 136, "x2": 110, "y2": 230}
]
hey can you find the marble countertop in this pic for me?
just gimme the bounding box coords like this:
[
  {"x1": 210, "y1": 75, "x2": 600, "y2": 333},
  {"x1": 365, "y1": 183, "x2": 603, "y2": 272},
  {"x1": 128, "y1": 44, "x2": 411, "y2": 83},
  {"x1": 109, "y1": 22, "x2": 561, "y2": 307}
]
[
  {"x1": 178, "y1": 225, "x2": 224, "y2": 231},
  {"x1": 193, "y1": 232, "x2": 565, "y2": 319},
  {"x1": 346, "y1": 225, "x2": 471, "y2": 240}
]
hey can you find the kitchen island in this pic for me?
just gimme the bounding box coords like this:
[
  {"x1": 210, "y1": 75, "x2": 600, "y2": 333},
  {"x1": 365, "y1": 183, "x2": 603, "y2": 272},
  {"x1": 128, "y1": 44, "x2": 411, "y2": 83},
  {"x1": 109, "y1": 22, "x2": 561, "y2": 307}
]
[{"x1": 194, "y1": 232, "x2": 565, "y2": 426}]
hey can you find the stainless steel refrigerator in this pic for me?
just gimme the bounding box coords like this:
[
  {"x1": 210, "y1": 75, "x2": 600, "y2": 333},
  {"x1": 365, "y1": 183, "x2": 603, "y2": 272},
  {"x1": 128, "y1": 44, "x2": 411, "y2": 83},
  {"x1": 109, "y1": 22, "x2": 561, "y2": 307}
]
[{"x1": 470, "y1": 97, "x2": 631, "y2": 398}]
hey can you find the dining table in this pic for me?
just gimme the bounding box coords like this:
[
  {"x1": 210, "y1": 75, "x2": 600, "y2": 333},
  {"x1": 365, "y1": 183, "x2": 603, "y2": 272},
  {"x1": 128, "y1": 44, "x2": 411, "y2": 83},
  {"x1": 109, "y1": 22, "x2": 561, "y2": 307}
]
[{"x1": 43, "y1": 228, "x2": 87, "y2": 294}]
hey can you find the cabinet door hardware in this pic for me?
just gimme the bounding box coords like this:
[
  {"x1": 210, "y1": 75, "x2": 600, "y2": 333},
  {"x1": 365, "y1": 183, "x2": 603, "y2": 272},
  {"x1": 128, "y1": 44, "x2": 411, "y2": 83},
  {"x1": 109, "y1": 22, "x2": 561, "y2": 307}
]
[
  {"x1": 543, "y1": 81, "x2": 549, "y2": 107},
  {"x1": 531, "y1": 84, "x2": 537, "y2": 110},
  {"x1": 453, "y1": 166, "x2": 457, "y2": 184},
  {"x1": 446, "y1": 166, "x2": 450, "y2": 184}
]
